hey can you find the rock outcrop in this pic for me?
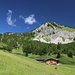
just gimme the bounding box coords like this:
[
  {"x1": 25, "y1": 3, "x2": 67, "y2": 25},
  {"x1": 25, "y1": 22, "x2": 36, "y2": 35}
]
[{"x1": 32, "y1": 22, "x2": 75, "y2": 44}]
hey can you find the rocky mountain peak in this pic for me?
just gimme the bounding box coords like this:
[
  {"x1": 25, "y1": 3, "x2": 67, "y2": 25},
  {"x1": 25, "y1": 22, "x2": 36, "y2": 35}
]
[{"x1": 32, "y1": 22, "x2": 75, "y2": 44}]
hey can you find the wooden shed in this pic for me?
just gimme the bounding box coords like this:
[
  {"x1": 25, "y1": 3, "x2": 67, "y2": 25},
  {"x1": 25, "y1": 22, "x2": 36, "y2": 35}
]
[
  {"x1": 35, "y1": 58, "x2": 45, "y2": 63},
  {"x1": 45, "y1": 58, "x2": 58, "y2": 65}
]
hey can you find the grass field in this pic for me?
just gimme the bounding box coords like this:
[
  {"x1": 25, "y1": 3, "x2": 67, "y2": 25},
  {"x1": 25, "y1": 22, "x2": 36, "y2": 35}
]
[{"x1": 0, "y1": 50, "x2": 75, "y2": 75}]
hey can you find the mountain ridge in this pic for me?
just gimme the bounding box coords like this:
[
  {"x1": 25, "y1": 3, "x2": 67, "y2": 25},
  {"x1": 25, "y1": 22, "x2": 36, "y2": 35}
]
[
  {"x1": 0, "y1": 21, "x2": 75, "y2": 44},
  {"x1": 32, "y1": 22, "x2": 75, "y2": 44}
]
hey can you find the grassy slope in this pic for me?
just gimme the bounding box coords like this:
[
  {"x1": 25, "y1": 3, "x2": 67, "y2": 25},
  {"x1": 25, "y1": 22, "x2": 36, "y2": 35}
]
[
  {"x1": 0, "y1": 50, "x2": 75, "y2": 75},
  {"x1": 57, "y1": 24, "x2": 75, "y2": 32},
  {"x1": 58, "y1": 54, "x2": 75, "y2": 65}
]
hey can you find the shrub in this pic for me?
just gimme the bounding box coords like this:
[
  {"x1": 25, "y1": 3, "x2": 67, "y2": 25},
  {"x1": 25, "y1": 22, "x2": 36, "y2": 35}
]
[{"x1": 67, "y1": 50, "x2": 73, "y2": 58}]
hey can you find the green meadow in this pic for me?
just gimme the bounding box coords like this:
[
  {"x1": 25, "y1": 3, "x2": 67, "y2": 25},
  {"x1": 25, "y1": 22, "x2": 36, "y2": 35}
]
[{"x1": 0, "y1": 50, "x2": 75, "y2": 75}]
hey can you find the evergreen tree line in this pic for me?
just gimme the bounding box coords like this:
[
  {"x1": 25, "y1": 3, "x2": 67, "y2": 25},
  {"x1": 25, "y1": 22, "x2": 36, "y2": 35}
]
[
  {"x1": 22, "y1": 41, "x2": 75, "y2": 58},
  {"x1": 0, "y1": 32, "x2": 75, "y2": 58}
]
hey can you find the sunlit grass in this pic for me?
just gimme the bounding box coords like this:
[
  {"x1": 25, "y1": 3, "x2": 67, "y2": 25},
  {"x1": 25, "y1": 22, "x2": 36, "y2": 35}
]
[
  {"x1": 0, "y1": 50, "x2": 75, "y2": 75},
  {"x1": 58, "y1": 25, "x2": 75, "y2": 32}
]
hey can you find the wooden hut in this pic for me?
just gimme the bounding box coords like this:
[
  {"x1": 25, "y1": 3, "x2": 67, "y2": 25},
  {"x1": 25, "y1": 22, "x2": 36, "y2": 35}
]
[
  {"x1": 45, "y1": 58, "x2": 58, "y2": 65},
  {"x1": 35, "y1": 58, "x2": 45, "y2": 63}
]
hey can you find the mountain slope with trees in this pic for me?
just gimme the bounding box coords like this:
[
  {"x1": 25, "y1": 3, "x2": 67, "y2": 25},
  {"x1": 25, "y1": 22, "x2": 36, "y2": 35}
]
[
  {"x1": 0, "y1": 33, "x2": 75, "y2": 58},
  {"x1": 0, "y1": 22, "x2": 75, "y2": 59}
]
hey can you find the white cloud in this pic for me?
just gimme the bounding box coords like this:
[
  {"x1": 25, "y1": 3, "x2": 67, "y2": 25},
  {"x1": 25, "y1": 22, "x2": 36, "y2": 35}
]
[
  {"x1": 20, "y1": 14, "x2": 37, "y2": 25},
  {"x1": 6, "y1": 10, "x2": 16, "y2": 27},
  {"x1": 7, "y1": 10, "x2": 12, "y2": 15}
]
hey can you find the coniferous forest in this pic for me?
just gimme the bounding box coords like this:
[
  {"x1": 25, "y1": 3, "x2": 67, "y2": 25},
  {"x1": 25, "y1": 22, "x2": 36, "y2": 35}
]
[{"x1": 0, "y1": 32, "x2": 75, "y2": 58}]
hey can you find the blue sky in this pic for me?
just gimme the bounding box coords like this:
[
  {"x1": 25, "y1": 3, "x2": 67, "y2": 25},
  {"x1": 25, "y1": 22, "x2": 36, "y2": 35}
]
[{"x1": 0, "y1": 0, "x2": 75, "y2": 33}]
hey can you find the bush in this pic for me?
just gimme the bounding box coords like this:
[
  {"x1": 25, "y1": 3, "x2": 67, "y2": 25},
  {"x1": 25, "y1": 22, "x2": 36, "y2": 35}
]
[
  {"x1": 67, "y1": 50, "x2": 73, "y2": 58},
  {"x1": 2, "y1": 45, "x2": 13, "y2": 52}
]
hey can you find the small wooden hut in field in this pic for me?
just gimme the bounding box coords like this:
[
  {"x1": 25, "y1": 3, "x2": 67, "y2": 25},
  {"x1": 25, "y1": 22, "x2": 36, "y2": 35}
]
[
  {"x1": 35, "y1": 58, "x2": 45, "y2": 63},
  {"x1": 45, "y1": 58, "x2": 58, "y2": 65}
]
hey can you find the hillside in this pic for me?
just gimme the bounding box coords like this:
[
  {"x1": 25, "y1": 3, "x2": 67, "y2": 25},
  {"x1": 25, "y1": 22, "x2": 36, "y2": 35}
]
[
  {"x1": 0, "y1": 50, "x2": 75, "y2": 75},
  {"x1": 32, "y1": 22, "x2": 75, "y2": 44},
  {"x1": 0, "y1": 22, "x2": 75, "y2": 44},
  {"x1": 0, "y1": 23, "x2": 75, "y2": 75}
]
